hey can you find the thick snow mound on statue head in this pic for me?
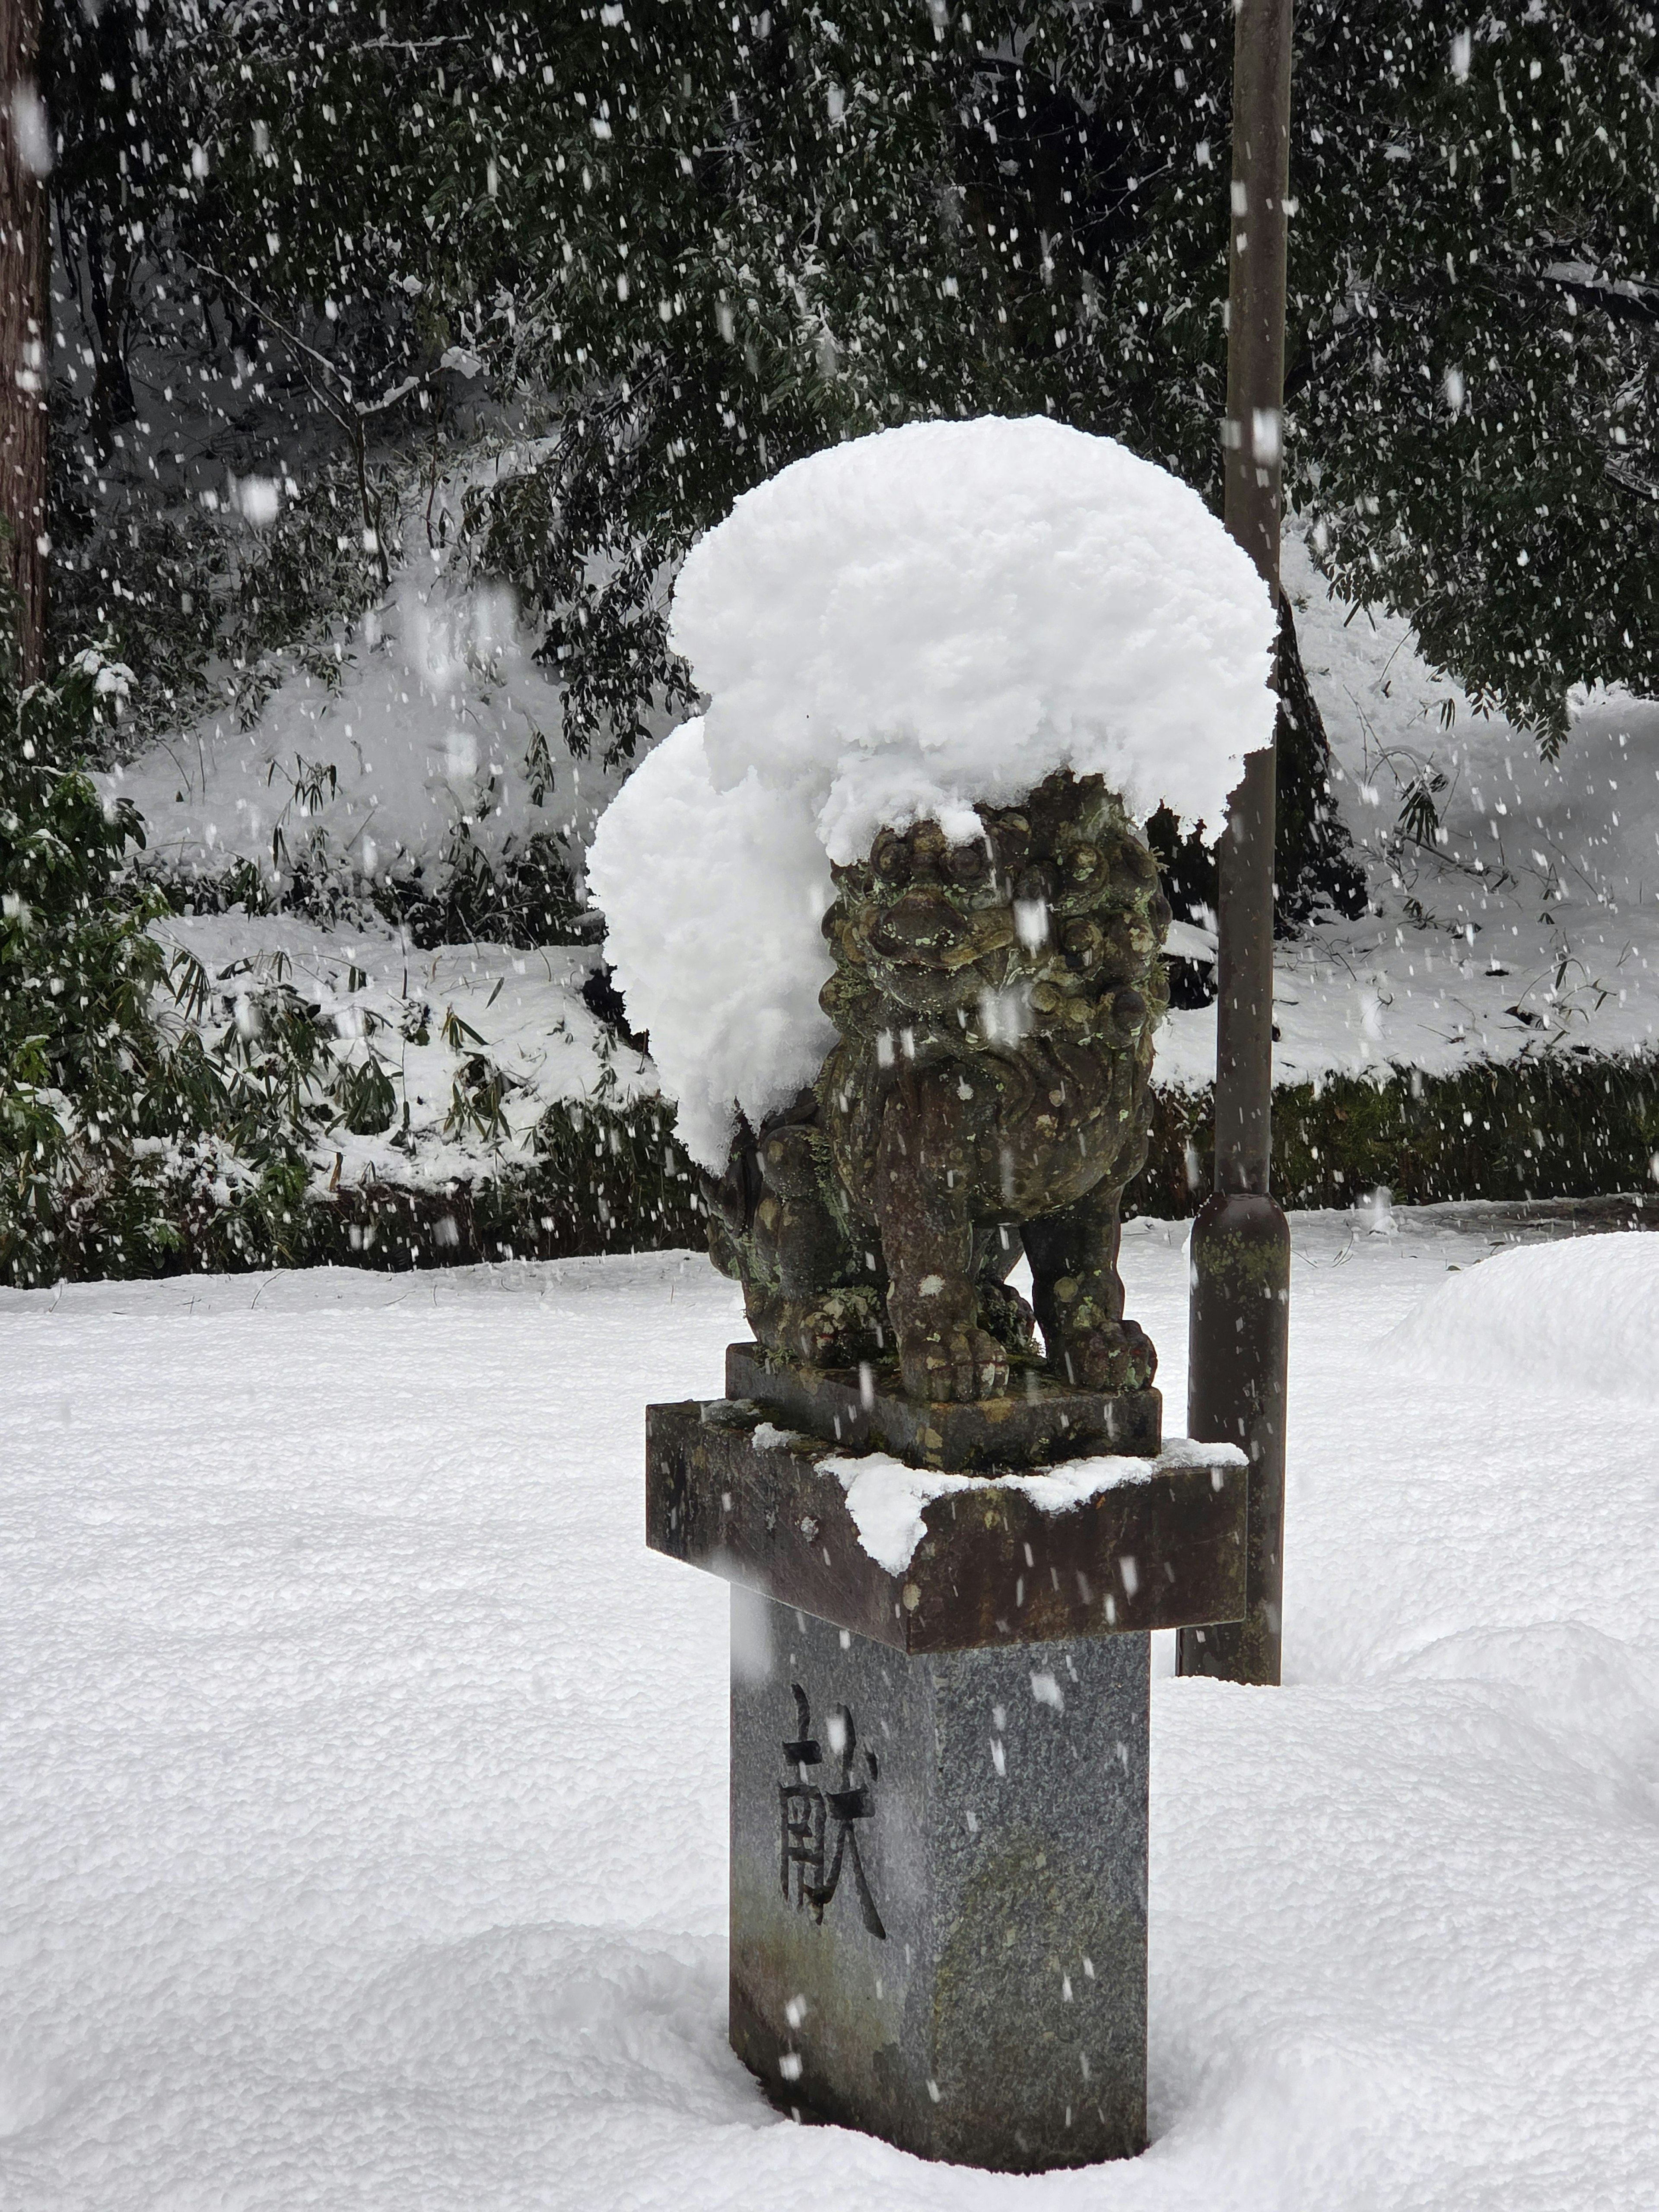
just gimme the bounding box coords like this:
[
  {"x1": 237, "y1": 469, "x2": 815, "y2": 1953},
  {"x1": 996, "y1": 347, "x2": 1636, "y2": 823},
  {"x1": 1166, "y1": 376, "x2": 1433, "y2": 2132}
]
[
  {"x1": 1383, "y1": 1233, "x2": 1659, "y2": 1404},
  {"x1": 590, "y1": 417, "x2": 1278, "y2": 1167},
  {"x1": 673, "y1": 414, "x2": 1277, "y2": 861},
  {"x1": 584, "y1": 719, "x2": 835, "y2": 1170}
]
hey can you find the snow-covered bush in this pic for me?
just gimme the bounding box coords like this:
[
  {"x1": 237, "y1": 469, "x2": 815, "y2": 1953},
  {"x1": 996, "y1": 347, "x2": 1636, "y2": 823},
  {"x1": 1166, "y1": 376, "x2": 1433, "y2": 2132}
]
[
  {"x1": 0, "y1": 601, "x2": 563, "y2": 1283},
  {"x1": 0, "y1": 626, "x2": 191, "y2": 1281}
]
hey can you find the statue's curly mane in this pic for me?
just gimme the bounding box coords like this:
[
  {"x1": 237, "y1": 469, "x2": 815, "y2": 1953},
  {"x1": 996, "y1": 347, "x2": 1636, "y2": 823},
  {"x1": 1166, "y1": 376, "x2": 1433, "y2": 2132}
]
[{"x1": 706, "y1": 769, "x2": 1172, "y2": 1404}]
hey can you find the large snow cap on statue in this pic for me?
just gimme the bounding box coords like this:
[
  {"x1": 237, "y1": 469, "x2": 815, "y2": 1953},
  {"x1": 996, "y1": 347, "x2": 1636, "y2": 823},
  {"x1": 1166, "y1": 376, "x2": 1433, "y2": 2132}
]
[
  {"x1": 681, "y1": 414, "x2": 1275, "y2": 858},
  {"x1": 587, "y1": 416, "x2": 1278, "y2": 1169}
]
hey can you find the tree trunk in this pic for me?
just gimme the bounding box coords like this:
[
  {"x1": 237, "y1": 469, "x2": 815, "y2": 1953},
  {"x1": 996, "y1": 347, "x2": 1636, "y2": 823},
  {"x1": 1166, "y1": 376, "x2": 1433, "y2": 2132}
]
[
  {"x1": 82, "y1": 206, "x2": 137, "y2": 458},
  {"x1": 1, "y1": 0, "x2": 49, "y2": 682},
  {"x1": 1272, "y1": 595, "x2": 1368, "y2": 927}
]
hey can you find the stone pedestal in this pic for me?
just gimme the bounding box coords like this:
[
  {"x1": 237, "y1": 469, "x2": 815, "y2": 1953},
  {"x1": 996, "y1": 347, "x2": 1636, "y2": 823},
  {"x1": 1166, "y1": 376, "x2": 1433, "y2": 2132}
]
[
  {"x1": 730, "y1": 1593, "x2": 1148, "y2": 2168},
  {"x1": 645, "y1": 1390, "x2": 1248, "y2": 2171},
  {"x1": 725, "y1": 1341, "x2": 1161, "y2": 1472}
]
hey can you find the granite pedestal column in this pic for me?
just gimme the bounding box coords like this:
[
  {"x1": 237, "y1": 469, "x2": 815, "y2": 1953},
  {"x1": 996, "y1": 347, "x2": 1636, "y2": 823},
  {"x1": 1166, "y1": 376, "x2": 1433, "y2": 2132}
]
[{"x1": 646, "y1": 1355, "x2": 1247, "y2": 2172}]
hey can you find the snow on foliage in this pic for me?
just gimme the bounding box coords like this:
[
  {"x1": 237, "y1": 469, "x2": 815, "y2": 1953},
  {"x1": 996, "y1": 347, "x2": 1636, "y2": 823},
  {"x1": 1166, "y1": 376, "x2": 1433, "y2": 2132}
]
[{"x1": 589, "y1": 417, "x2": 1276, "y2": 1168}]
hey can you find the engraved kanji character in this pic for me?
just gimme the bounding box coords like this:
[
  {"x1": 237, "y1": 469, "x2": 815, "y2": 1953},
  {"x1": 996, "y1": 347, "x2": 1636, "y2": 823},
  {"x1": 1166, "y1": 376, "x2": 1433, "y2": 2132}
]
[{"x1": 779, "y1": 1683, "x2": 826, "y2": 1909}]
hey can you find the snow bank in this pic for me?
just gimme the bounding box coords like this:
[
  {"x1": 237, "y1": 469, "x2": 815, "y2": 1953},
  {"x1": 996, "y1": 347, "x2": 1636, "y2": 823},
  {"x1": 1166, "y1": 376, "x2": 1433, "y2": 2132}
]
[
  {"x1": 591, "y1": 417, "x2": 1276, "y2": 1166},
  {"x1": 104, "y1": 569, "x2": 625, "y2": 897},
  {"x1": 1153, "y1": 528, "x2": 1659, "y2": 1098},
  {"x1": 1382, "y1": 1232, "x2": 1659, "y2": 1403}
]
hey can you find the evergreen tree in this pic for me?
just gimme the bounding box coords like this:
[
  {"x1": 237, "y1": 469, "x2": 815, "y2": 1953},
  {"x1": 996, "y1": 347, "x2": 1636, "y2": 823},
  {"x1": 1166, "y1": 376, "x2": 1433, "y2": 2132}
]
[{"x1": 46, "y1": 3, "x2": 1658, "y2": 766}]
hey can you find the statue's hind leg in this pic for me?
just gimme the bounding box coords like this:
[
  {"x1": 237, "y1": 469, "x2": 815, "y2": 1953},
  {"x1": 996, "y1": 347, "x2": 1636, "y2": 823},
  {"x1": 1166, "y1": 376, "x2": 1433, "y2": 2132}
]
[
  {"x1": 876, "y1": 1076, "x2": 1009, "y2": 1402},
  {"x1": 706, "y1": 1101, "x2": 886, "y2": 1367},
  {"x1": 1022, "y1": 1183, "x2": 1157, "y2": 1394}
]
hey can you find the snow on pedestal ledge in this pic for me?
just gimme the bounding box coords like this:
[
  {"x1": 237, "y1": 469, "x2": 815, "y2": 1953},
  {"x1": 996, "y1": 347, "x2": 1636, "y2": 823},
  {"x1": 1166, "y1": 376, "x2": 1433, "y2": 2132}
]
[
  {"x1": 587, "y1": 416, "x2": 1278, "y2": 1168},
  {"x1": 825, "y1": 1438, "x2": 1248, "y2": 1579}
]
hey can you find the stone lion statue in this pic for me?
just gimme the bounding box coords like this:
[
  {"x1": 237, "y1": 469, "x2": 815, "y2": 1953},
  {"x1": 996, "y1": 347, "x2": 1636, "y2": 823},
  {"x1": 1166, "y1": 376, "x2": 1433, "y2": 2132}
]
[{"x1": 704, "y1": 769, "x2": 1171, "y2": 1404}]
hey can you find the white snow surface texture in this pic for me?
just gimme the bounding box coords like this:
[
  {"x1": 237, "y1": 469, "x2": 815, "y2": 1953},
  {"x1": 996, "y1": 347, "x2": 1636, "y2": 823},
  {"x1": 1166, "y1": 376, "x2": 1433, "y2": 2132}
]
[
  {"x1": 585, "y1": 717, "x2": 837, "y2": 1170},
  {"x1": 6, "y1": 1213, "x2": 1659, "y2": 2209},
  {"x1": 827, "y1": 1440, "x2": 1233, "y2": 1577},
  {"x1": 1384, "y1": 1230, "x2": 1659, "y2": 1404},
  {"x1": 589, "y1": 417, "x2": 1277, "y2": 1166},
  {"x1": 673, "y1": 416, "x2": 1275, "y2": 859}
]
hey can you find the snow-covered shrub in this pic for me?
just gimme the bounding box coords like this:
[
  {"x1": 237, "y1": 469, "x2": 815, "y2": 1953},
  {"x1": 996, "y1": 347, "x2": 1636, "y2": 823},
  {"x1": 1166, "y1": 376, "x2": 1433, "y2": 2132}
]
[
  {"x1": 0, "y1": 598, "x2": 535, "y2": 1284},
  {"x1": 0, "y1": 628, "x2": 184, "y2": 1280},
  {"x1": 1136, "y1": 1053, "x2": 1659, "y2": 1219}
]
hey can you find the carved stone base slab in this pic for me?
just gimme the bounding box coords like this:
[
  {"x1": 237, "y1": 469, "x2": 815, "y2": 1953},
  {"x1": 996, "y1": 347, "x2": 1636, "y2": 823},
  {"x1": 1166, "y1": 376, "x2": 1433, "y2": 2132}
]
[
  {"x1": 725, "y1": 1341, "x2": 1160, "y2": 1472},
  {"x1": 645, "y1": 1397, "x2": 1247, "y2": 1654},
  {"x1": 730, "y1": 1593, "x2": 1148, "y2": 2170}
]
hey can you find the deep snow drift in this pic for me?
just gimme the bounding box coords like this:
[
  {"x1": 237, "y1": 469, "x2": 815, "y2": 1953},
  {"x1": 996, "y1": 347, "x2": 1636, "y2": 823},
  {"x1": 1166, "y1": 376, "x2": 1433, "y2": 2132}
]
[
  {"x1": 1384, "y1": 1230, "x2": 1659, "y2": 1404},
  {"x1": 589, "y1": 417, "x2": 1277, "y2": 1166},
  {"x1": 4, "y1": 1215, "x2": 1657, "y2": 2209}
]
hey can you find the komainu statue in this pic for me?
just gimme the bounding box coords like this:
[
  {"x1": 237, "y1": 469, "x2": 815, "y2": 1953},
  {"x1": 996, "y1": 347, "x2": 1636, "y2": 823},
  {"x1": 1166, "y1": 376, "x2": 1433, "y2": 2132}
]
[{"x1": 704, "y1": 769, "x2": 1171, "y2": 1405}]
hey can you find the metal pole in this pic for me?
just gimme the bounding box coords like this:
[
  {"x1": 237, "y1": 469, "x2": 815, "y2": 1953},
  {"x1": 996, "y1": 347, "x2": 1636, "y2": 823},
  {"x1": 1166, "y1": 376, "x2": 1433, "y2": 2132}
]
[
  {"x1": 1176, "y1": 0, "x2": 1294, "y2": 1688},
  {"x1": 0, "y1": 0, "x2": 49, "y2": 681}
]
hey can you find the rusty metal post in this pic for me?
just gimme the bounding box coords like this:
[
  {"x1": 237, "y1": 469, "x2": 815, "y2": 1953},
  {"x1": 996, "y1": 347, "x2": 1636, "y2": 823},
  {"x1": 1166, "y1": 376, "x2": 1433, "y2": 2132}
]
[{"x1": 1177, "y1": 0, "x2": 1294, "y2": 1688}]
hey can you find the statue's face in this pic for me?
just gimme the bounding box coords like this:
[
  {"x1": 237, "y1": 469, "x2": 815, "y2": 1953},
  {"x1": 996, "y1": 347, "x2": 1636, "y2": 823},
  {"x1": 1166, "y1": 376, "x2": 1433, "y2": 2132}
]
[{"x1": 823, "y1": 772, "x2": 1171, "y2": 1048}]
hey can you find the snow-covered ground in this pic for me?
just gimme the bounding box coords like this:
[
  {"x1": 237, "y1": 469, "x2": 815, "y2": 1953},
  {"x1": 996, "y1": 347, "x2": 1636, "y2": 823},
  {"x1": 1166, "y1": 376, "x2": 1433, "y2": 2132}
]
[
  {"x1": 106, "y1": 566, "x2": 623, "y2": 903},
  {"x1": 5, "y1": 1214, "x2": 1656, "y2": 2208}
]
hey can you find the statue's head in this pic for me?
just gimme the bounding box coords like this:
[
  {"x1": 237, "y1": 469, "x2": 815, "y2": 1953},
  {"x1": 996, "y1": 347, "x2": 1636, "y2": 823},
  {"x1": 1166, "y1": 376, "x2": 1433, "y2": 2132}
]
[
  {"x1": 588, "y1": 420, "x2": 1276, "y2": 1176},
  {"x1": 819, "y1": 770, "x2": 1171, "y2": 1063}
]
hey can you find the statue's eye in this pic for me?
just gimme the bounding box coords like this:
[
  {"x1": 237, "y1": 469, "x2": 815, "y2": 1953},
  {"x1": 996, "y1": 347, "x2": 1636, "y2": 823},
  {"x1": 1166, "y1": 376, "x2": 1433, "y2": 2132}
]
[{"x1": 871, "y1": 831, "x2": 911, "y2": 882}]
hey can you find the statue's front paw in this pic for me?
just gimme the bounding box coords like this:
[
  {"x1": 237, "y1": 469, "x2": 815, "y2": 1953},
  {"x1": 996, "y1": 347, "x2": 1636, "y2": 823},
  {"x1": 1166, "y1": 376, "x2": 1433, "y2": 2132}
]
[
  {"x1": 772, "y1": 1290, "x2": 882, "y2": 1370},
  {"x1": 976, "y1": 1277, "x2": 1039, "y2": 1360},
  {"x1": 1052, "y1": 1318, "x2": 1157, "y2": 1394},
  {"x1": 900, "y1": 1325, "x2": 1010, "y2": 1403}
]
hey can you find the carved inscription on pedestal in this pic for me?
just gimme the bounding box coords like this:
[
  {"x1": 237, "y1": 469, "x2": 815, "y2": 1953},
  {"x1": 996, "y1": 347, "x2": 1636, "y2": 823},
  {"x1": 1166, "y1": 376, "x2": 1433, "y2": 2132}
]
[{"x1": 778, "y1": 1684, "x2": 886, "y2": 1939}]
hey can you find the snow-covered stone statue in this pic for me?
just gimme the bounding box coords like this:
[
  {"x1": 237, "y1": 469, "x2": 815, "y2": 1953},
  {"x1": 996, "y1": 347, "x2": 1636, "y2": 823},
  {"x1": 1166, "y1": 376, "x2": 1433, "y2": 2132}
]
[
  {"x1": 591, "y1": 415, "x2": 1278, "y2": 1420},
  {"x1": 705, "y1": 770, "x2": 1170, "y2": 1404},
  {"x1": 619, "y1": 420, "x2": 1273, "y2": 2170}
]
